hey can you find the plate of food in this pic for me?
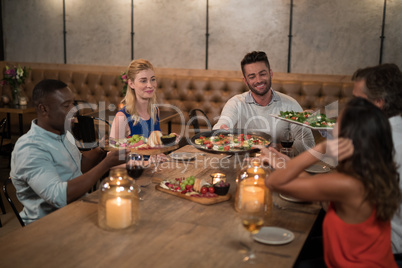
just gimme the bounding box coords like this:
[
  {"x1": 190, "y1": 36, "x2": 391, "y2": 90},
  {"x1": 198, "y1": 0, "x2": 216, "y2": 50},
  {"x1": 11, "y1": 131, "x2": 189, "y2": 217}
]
[
  {"x1": 103, "y1": 131, "x2": 178, "y2": 155},
  {"x1": 270, "y1": 111, "x2": 336, "y2": 130},
  {"x1": 190, "y1": 129, "x2": 271, "y2": 155},
  {"x1": 156, "y1": 176, "x2": 231, "y2": 205}
]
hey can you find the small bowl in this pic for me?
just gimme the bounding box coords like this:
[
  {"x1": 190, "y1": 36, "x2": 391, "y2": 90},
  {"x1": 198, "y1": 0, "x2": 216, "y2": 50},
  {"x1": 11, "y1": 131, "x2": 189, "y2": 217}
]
[
  {"x1": 214, "y1": 183, "x2": 230, "y2": 196},
  {"x1": 161, "y1": 135, "x2": 176, "y2": 146}
]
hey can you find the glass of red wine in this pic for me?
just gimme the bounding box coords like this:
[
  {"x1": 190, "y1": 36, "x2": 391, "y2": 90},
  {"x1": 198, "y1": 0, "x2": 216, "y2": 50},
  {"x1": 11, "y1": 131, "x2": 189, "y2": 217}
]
[
  {"x1": 126, "y1": 153, "x2": 144, "y2": 181},
  {"x1": 280, "y1": 128, "x2": 294, "y2": 148},
  {"x1": 280, "y1": 129, "x2": 294, "y2": 158}
]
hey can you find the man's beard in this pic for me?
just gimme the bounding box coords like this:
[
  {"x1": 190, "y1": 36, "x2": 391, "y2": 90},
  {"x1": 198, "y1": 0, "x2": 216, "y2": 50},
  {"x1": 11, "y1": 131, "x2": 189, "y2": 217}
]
[{"x1": 246, "y1": 80, "x2": 271, "y2": 96}]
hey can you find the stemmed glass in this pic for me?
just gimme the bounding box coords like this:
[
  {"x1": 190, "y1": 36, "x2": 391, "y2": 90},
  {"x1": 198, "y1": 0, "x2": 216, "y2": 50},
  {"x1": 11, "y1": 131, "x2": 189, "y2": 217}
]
[
  {"x1": 126, "y1": 153, "x2": 144, "y2": 198},
  {"x1": 280, "y1": 128, "x2": 294, "y2": 158},
  {"x1": 280, "y1": 128, "x2": 294, "y2": 148},
  {"x1": 240, "y1": 200, "x2": 265, "y2": 263}
]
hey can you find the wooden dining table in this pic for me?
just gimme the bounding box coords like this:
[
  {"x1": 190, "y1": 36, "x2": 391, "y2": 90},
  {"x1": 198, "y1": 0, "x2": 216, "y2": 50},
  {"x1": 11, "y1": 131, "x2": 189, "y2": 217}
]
[
  {"x1": 0, "y1": 103, "x2": 35, "y2": 137},
  {"x1": 0, "y1": 145, "x2": 322, "y2": 268}
]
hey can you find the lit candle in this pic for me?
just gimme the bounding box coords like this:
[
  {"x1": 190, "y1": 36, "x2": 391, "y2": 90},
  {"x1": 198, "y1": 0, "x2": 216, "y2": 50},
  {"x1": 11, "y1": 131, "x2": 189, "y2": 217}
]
[
  {"x1": 211, "y1": 173, "x2": 226, "y2": 184},
  {"x1": 241, "y1": 186, "x2": 265, "y2": 208},
  {"x1": 106, "y1": 197, "x2": 132, "y2": 229}
]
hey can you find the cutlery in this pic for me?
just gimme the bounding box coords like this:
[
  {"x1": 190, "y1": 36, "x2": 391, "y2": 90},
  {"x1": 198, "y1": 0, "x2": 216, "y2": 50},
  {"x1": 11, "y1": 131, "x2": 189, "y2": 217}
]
[{"x1": 240, "y1": 241, "x2": 291, "y2": 259}]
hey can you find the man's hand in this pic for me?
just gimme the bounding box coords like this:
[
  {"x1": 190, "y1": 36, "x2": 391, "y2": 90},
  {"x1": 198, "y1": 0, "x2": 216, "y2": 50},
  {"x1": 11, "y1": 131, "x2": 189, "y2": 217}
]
[
  {"x1": 104, "y1": 149, "x2": 129, "y2": 168},
  {"x1": 220, "y1": 124, "x2": 229, "y2": 130}
]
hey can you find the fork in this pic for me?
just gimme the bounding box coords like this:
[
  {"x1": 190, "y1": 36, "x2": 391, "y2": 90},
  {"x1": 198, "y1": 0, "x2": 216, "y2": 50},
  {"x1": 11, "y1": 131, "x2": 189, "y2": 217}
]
[
  {"x1": 240, "y1": 241, "x2": 291, "y2": 259},
  {"x1": 273, "y1": 202, "x2": 318, "y2": 215}
]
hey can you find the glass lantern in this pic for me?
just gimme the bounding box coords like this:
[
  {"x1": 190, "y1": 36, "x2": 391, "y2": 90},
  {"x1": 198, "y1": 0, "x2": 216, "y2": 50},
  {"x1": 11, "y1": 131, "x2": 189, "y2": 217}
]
[
  {"x1": 98, "y1": 168, "x2": 139, "y2": 231},
  {"x1": 235, "y1": 159, "x2": 272, "y2": 213},
  {"x1": 210, "y1": 173, "x2": 226, "y2": 185}
]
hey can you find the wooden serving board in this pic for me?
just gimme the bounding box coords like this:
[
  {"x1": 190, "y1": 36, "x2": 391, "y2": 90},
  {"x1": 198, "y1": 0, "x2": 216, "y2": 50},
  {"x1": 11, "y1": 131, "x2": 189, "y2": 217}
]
[
  {"x1": 155, "y1": 185, "x2": 231, "y2": 205},
  {"x1": 103, "y1": 144, "x2": 179, "y2": 155}
]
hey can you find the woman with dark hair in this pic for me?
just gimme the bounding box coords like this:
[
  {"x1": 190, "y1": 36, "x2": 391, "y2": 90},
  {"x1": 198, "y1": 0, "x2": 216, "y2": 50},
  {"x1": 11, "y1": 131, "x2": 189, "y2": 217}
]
[{"x1": 259, "y1": 97, "x2": 400, "y2": 267}]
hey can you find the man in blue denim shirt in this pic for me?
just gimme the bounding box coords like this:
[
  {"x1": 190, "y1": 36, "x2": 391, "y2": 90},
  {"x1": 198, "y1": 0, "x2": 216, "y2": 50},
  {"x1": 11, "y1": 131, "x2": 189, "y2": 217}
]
[{"x1": 10, "y1": 79, "x2": 127, "y2": 225}]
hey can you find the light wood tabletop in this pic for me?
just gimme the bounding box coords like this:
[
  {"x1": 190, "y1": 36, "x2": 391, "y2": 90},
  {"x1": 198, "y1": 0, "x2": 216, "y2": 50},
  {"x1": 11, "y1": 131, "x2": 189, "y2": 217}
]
[
  {"x1": 0, "y1": 103, "x2": 35, "y2": 137},
  {"x1": 0, "y1": 145, "x2": 321, "y2": 268}
]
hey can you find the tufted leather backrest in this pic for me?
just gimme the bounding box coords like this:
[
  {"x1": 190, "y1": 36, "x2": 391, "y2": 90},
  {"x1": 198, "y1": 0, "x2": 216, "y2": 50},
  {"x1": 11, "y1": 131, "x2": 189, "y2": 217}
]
[{"x1": 0, "y1": 62, "x2": 353, "y2": 126}]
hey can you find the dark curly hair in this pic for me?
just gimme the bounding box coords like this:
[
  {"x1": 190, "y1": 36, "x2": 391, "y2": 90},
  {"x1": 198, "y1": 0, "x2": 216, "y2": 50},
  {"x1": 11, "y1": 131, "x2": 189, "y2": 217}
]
[
  {"x1": 241, "y1": 51, "x2": 271, "y2": 77},
  {"x1": 352, "y1": 63, "x2": 402, "y2": 117},
  {"x1": 337, "y1": 97, "x2": 401, "y2": 221}
]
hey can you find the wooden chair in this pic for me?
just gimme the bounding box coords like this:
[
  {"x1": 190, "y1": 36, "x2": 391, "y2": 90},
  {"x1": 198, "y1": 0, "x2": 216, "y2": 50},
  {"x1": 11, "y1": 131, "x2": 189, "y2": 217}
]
[
  {"x1": 0, "y1": 117, "x2": 14, "y2": 168},
  {"x1": 188, "y1": 109, "x2": 212, "y2": 135},
  {"x1": 72, "y1": 116, "x2": 111, "y2": 151},
  {"x1": 0, "y1": 189, "x2": 5, "y2": 227},
  {"x1": 2, "y1": 177, "x2": 25, "y2": 227},
  {"x1": 73, "y1": 100, "x2": 95, "y2": 116}
]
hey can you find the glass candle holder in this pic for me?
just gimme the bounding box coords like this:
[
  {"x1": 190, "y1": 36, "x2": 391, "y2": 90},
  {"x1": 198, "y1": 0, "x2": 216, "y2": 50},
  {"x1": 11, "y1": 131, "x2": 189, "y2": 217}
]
[
  {"x1": 98, "y1": 168, "x2": 139, "y2": 231},
  {"x1": 210, "y1": 173, "x2": 226, "y2": 185},
  {"x1": 235, "y1": 159, "x2": 272, "y2": 213}
]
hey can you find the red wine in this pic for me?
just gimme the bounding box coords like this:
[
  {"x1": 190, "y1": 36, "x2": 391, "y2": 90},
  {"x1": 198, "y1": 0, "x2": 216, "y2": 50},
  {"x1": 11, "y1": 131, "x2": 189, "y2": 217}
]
[
  {"x1": 127, "y1": 166, "x2": 144, "y2": 179},
  {"x1": 281, "y1": 141, "x2": 294, "y2": 148}
]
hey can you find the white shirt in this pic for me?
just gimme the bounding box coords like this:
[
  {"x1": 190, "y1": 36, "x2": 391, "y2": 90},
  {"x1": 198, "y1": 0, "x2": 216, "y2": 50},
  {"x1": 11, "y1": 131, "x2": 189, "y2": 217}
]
[
  {"x1": 390, "y1": 115, "x2": 402, "y2": 253},
  {"x1": 213, "y1": 90, "x2": 315, "y2": 153}
]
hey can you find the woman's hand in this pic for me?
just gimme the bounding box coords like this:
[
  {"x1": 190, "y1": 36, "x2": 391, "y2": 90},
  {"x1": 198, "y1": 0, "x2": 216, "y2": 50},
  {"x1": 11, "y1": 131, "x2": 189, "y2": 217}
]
[
  {"x1": 327, "y1": 138, "x2": 354, "y2": 161},
  {"x1": 255, "y1": 146, "x2": 290, "y2": 169},
  {"x1": 314, "y1": 138, "x2": 354, "y2": 162}
]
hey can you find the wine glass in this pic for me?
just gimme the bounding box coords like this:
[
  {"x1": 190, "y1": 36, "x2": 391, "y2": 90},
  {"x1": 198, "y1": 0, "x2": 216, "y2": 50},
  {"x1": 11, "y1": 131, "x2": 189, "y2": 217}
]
[
  {"x1": 126, "y1": 153, "x2": 144, "y2": 179},
  {"x1": 280, "y1": 128, "x2": 294, "y2": 148},
  {"x1": 240, "y1": 200, "x2": 265, "y2": 263},
  {"x1": 126, "y1": 153, "x2": 145, "y2": 196}
]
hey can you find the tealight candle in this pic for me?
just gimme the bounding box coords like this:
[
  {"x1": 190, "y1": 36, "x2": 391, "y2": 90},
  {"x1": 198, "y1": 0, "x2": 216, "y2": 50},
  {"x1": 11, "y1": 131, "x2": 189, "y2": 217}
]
[
  {"x1": 19, "y1": 97, "x2": 27, "y2": 106},
  {"x1": 210, "y1": 173, "x2": 226, "y2": 184},
  {"x1": 106, "y1": 197, "x2": 132, "y2": 229}
]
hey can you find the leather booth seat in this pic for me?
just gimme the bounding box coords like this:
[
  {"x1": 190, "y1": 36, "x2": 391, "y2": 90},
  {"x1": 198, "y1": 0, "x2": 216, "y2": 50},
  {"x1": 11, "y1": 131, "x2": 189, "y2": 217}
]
[{"x1": 0, "y1": 62, "x2": 353, "y2": 135}]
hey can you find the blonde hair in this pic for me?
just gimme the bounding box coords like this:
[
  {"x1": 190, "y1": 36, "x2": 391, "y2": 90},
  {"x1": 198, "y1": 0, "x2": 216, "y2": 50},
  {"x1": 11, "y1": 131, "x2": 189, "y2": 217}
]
[{"x1": 122, "y1": 59, "x2": 158, "y2": 125}]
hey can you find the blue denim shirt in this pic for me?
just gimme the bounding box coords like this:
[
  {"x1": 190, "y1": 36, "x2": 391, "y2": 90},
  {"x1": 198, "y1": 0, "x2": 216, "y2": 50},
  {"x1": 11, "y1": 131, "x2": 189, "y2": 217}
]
[{"x1": 10, "y1": 120, "x2": 82, "y2": 225}]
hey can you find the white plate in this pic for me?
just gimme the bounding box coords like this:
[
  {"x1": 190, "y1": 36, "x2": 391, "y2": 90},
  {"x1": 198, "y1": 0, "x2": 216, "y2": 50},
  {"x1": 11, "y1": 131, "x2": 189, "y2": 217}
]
[
  {"x1": 270, "y1": 114, "x2": 334, "y2": 130},
  {"x1": 169, "y1": 152, "x2": 196, "y2": 161},
  {"x1": 279, "y1": 194, "x2": 306, "y2": 203},
  {"x1": 253, "y1": 227, "x2": 294, "y2": 245},
  {"x1": 305, "y1": 163, "x2": 331, "y2": 173}
]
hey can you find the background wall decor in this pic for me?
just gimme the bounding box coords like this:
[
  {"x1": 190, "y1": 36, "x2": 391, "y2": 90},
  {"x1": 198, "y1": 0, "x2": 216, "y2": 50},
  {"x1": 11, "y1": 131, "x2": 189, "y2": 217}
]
[{"x1": 2, "y1": 0, "x2": 401, "y2": 75}]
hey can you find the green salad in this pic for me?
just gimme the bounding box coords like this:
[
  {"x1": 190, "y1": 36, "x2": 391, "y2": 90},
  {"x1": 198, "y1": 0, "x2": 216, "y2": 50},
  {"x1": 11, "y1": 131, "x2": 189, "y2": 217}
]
[{"x1": 279, "y1": 111, "x2": 336, "y2": 128}]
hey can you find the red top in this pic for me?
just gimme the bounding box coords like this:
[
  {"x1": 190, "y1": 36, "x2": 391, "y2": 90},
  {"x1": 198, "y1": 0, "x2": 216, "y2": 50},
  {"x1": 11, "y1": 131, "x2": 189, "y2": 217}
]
[{"x1": 323, "y1": 203, "x2": 397, "y2": 268}]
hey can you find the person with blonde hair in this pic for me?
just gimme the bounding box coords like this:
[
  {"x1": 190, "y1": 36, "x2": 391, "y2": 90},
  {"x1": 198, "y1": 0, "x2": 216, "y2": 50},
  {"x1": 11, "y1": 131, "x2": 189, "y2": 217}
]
[{"x1": 111, "y1": 59, "x2": 160, "y2": 140}]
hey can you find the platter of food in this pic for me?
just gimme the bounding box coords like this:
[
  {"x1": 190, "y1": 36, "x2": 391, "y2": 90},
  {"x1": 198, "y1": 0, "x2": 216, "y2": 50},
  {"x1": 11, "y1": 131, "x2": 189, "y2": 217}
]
[
  {"x1": 156, "y1": 176, "x2": 231, "y2": 205},
  {"x1": 190, "y1": 129, "x2": 271, "y2": 155},
  {"x1": 270, "y1": 111, "x2": 336, "y2": 130},
  {"x1": 103, "y1": 131, "x2": 179, "y2": 155}
]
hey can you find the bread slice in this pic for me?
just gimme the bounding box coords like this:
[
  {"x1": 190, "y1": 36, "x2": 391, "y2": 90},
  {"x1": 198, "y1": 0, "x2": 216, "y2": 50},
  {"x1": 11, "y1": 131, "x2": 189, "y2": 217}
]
[{"x1": 147, "y1": 131, "x2": 163, "y2": 147}]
